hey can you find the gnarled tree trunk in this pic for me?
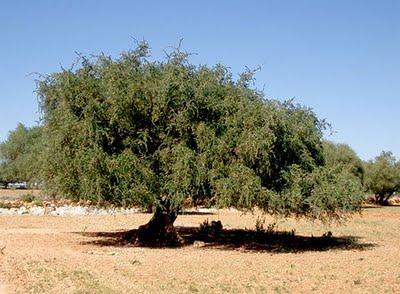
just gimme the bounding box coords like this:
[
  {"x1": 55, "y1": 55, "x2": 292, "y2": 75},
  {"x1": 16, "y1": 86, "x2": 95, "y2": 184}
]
[
  {"x1": 375, "y1": 192, "x2": 393, "y2": 206},
  {"x1": 136, "y1": 206, "x2": 183, "y2": 246}
]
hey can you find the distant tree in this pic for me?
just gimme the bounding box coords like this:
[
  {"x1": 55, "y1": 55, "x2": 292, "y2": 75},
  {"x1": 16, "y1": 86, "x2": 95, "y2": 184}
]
[
  {"x1": 0, "y1": 123, "x2": 43, "y2": 187},
  {"x1": 322, "y1": 141, "x2": 365, "y2": 184},
  {"x1": 37, "y1": 41, "x2": 363, "y2": 245},
  {"x1": 364, "y1": 151, "x2": 400, "y2": 205}
]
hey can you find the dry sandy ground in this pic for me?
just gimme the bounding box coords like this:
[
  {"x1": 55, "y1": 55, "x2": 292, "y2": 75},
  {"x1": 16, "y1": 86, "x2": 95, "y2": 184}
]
[
  {"x1": 0, "y1": 207, "x2": 399, "y2": 293},
  {"x1": 0, "y1": 189, "x2": 42, "y2": 201}
]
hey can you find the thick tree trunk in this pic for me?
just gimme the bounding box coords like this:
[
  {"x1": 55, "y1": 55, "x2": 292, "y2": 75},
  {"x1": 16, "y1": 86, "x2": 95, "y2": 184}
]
[
  {"x1": 136, "y1": 206, "x2": 183, "y2": 246},
  {"x1": 375, "y1": 193, "x2": 392, "y2": 206}
]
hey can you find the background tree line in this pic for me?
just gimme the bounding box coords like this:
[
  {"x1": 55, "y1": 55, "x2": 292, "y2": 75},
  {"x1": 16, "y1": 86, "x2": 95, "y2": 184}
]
[
  {"x1": 1, "y1": 123, "x2": 398, "y2": 205},
  {"x1": 0, "y1": 123, "x2": 43, "y2": 188}
]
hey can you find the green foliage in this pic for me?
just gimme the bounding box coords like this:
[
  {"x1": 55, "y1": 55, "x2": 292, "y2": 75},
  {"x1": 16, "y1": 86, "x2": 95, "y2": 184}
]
[
  {"x1": 32, "y1": 199, "x2": 44, "y2": 207},
  {"x1": 21, "y1": 193, "x2": 36, "y2": 203},
  {"x1": 364, "y1": 151, "x2": 400, "y2": 205},
  {"x1": 37, "y1": 41, "x2": 362, "y2": 221},
  {"x1": 276, "y1": 165, "x2": 363, "y2": 221},
  {"x1": 323, "y1": 141, "x2": 365, "y2": 184},
  {"x1": 0, "y1": 123, "x2": 43, "y2": 185}
]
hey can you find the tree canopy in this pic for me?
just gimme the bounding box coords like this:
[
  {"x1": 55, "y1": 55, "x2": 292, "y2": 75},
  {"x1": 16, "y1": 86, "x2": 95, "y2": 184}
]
[
  {"x1": 36, "y1": 42, "x2": 363, "y2": 244},
  {"x1": 322, "y1": 141, "x2": 365, "y2": 184},
  {"x1": 364, "y1": 151, "x2": 400, "y2": 205},
  {"x1": 0, "y1": 123, "x2": 43, "y2": 186}
]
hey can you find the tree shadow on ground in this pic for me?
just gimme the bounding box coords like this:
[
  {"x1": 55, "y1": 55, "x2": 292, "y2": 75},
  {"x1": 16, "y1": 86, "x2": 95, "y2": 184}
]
[
  {"x1": 362, "y1": 204, "x2": 400, "y2": 209},
  {"x1": 361, "y1": 205, "x2": 382, "y2": 209},
  {"x1": 179, "y1": 211, "x2": 216, "y2": 215},
  {"x1": 76, "y1": 226, "x2": 376, "y2": 253}
]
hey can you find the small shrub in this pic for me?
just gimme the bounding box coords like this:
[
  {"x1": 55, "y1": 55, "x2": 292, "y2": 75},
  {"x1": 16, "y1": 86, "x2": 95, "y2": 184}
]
[
  {"x1": 199, "y1": 219, "x2": 223, "y2": 235},
  {"x1": 21, "y1": 193, "x2": 35, "y2": 203},
  {"x1": 255, "y1": 216, "x2": 266, "y2": 233},
  {"x1": 256, "y1": 220, "x2": 277, "y2": 234},
  {"x1": 0, "y1": 201, "x2": 13, "y2": 209},
  {"x1": 265, "y1": 222, "x2": 277, "y2": 235},
  {"x1": 33, "y1": 199, "x2": 44, "y2": 207}
]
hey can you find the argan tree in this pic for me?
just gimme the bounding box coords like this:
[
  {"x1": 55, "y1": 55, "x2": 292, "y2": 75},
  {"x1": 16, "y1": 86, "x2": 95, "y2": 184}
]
[
  {"x1": 365, "y1": 151, "x2": 400, "y2": 205},
  {"x1": 323, "y1": 141, "x2": 365, "y2": 184},
  {"x1": 0, "y1": 123, "x2": 43, "y2": 187},
  {"x1": 37, "y1": 42, "x2": 363, "y2": 245}
]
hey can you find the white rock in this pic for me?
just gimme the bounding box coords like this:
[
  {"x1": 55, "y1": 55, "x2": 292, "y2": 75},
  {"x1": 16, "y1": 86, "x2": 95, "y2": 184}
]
[
  {"x1": 0, "y1": 203, "x2": 142, "y2": 216},
  {"x1": 0, "y1": 208, "x2": 13, "y2": 215},
  {"x1": 50, "y1": 210, "x2": 60, "y2": 216},
  {"x1": 29, "y1": 207, "x2": 45, "y2": 216},
  {"x1": 18, "y1": 207, "x2": 29, "y2": 215},
  {"x1": 70, "y1": 206, "x2": 88, "y2": 215}
]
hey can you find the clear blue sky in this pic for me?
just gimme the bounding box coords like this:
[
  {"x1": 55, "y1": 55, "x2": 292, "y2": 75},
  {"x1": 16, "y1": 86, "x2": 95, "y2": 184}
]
[{"x1": 1, "y1": 0, "x2": 399, "y2": 160}]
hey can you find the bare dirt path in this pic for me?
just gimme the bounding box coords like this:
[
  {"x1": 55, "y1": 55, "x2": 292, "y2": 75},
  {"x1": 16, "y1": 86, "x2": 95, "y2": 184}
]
[{"x1": 0, "y1": 208, "x2": 399, "y2": 293}]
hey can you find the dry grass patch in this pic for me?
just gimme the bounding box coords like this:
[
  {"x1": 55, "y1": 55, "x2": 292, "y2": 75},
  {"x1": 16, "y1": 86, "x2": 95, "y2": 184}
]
[{"x1": 0, "y1": 189, "x2": 42, "y2": 201}]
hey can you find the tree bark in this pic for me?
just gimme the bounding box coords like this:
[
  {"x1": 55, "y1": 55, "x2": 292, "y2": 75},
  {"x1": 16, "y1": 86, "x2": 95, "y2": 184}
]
[
  {"x1": 375, "y1": 193, "x2": 392, "y2": 206},
  {"x1": 136, "y1": 206, "x2": 183, "y2": 246}
]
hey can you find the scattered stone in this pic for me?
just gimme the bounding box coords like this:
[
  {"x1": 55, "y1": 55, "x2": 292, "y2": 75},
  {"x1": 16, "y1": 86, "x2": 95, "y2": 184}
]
[
  {"x1": 0, "y1": 201, "x2": 217, "y2": 217},
  {"x1": 130, "y1": 259, "x2": 142, "y2": 265},
  {"x1": 17, "y1": 207, "x2": 28, "y2": 215},
  {"x1": 29, "y1": 207, "x2": 45, "y2": 216},
  {"x1": 0, "y1": 209, "x2": 13, "y2": 215},
  {"x1": 86, "y1": 250, "x2": 119, "y2": 256},
  {"x1": 1, "y1": 205, "x2": 107, "y2": 216},
  {"x1": 193, "y1": 240, "x2": 206, "y2": 247},
  {"x1": 44, "y1": 205, "x2": 56, "y2": 215}
]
